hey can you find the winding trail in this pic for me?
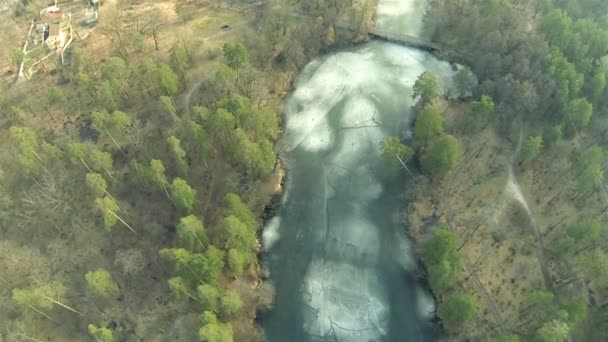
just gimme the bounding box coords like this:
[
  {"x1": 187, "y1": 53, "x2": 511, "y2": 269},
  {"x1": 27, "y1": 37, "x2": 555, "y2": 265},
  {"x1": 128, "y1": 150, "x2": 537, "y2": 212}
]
[{"x1": 508, "y1": 131, "x2": 557, "y2": 299}]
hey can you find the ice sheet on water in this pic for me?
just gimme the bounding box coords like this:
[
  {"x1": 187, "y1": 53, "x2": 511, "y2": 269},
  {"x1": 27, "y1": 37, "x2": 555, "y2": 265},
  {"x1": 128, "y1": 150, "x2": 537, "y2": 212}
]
[
  {"x1": 284, "y1": 51, "x2": 386, "y2": 153},
  {"x1": 302, "y1": 259, "x2": 389, "y2": 340},
  {"x1": 324, "y1": 214, "x2": 382, "y2": 266}
]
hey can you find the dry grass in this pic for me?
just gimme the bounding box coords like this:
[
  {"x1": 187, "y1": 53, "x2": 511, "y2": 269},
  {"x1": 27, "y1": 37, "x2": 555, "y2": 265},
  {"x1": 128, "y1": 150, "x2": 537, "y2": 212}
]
[{"x1": 408, "y1": 124, "x2": 545, "y2": 339}]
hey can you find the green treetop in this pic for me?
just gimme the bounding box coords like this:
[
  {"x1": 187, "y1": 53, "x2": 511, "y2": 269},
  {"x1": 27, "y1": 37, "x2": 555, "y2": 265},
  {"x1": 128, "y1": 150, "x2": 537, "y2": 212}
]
[
  {"x1": 438, "y1": 293, "x2": 477, "y2": 327},
  {"x1": 576, "y1": 248, "x2": 608, "y2": 288},
  {"x1": 150, "y1": 159, "x2": 170, "y2": 193},
  {"x1": 160, "y1": 248, "x2": 206, "y2": 286},
  {"x1": 10, "y1": 126, "x2": 45, "y2": 175},
  {"x1": 170, "y1": 178, "x2": 196, "y2": 213},
  {"x1": 197, "y1": 284, "x2": 220, "y2": 312},
  {"x1": 88, "y1": 324, "x2": 114, "y2": 342},
  {"x1": 587, "y1": 67, "x2": 607, "y2": 103},
  {"x1": 86, "y1": 173, "x2": 108, "y2": 198},
  {"x1": 525, "y1": 290, "x2": 560, "y2": 322},
  {"x1": 422, "y1": 227, "x2": 464, "y2": 292},
  {"x1": 220, "y1": 289, "x2": 244, "y2": 318},
  {"x1": 576, "y1": 145, "x2": 604, "y2": 192},
  {"x1": 522, "y1": 136, "x2": 544, "y2": 162},
  {"x1": 12, "y1": 282, "x2": 67, "y2": 313},
  {"x1": 454, "y1": 67, "x2": 475, "y2": 98},
  {"x1": 421, "y1": 134, "x2": 463, "y2": 175},
  {"x1": 157, "y1": 95, "x2": 179, "y2": 127},
  {"x1": 91, "y1": 110, "x2": 132, "y2": 152},
  {"x1": 544, "y1": 47, "x2": 584, "y2": 103},
  {"x1": 199, "y1": 311, "x2": 233, "y2": 342},
  {"x1": 95, "y1": 196, "x2": 120, "y2": 230},
  {"x1": 228, "y1": 248, "x2": 248, "y2": 277},
  {"x1": 224, "y1": 193, "x2": 256, "y2": 230},
  {"x1": 380, "y1": 136, "x2": 414, "y2": 170},
  {"x1": 157, "y1": 62, "x2": 180, "y2": 97},
  {"x1": 469, "y1": 95, "x2": 495, "y2": 130},
  {"x1": 223, "y1": 43, "x2": 250, "y2": 70},
  {"x1": 167, "y1": 136, "x2": 189, "y2": 174},
  {"x1": 177, "y1": 215, "x2": 209, "y2": 252},
  {"x1": 568, "y1": 219, "x2": 601, "y2": 247},
  {"x1": 222, "y1": 215, "x2": 255, "y2": 253},
  {"x1": 89, "y1": 149, "x2": 114, "y2": 174},
  {"x1": 85, "y1": 268, "x2": 120, "y2": 298},
  {"x1": 413, "y1": 71, "x2": 439, "y2": 105},
  {"x1": 189, "y1": 120, "x2": 210, "y2": 160},
  {"x1": 168, "y1": 276, "x2": 198, "y2": 301},
  {"x1": 534, "y1": 320, "x2": 570, "y2": 342},
  {"x1": 414, "y1": 106, "x2": 445, "y2": 143},
  {"x1": 563, "y1": 97, "x2": 593, "y2": 129},
  {"x1": 160, "y1": 247, "x2": 224, "y2": 286}
]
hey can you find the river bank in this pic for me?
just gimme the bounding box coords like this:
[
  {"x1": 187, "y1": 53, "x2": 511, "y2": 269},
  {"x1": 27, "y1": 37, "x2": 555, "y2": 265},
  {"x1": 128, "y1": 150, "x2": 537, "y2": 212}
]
[
  {"x1": 406, "y1": 119, "x2": 536, "y2": 340},
  {"x1": 402, "y1": 0, "x2": 608, "y2": 340}
]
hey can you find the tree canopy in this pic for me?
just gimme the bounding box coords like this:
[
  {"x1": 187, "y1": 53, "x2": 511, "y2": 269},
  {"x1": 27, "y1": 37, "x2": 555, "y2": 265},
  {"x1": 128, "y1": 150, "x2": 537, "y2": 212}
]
[
  {"x1": 439, "y1": 293, "x2": 477, "y2": 327},
  {"x1": 85, "y1": 269, "x2": 120, "y2": 298},
  {"x1": 413, "y1": 71, "x2": 439, "y2": 105},
  {"x1": 415, "y1": 106, "x2": 445, "y2": 143},
  {"x1": 421, "y1": 134, "x2": 463, "y2": 175}
]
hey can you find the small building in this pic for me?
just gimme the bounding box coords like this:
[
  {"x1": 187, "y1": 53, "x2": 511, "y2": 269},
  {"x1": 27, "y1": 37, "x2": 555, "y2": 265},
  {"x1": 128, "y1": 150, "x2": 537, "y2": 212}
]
[
  {"x1": 81, "y1": 10, "x2": 98, "y2": 26},
  {"x1": 44, "y1": 24, "x2": 66, "y2": 50}
]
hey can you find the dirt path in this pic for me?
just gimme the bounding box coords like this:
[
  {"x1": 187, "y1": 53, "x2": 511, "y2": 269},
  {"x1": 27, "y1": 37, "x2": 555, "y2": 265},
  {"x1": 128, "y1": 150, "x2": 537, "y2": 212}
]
[{"x1": 510, "y1": 130, "x2": 558, "y2": 301}]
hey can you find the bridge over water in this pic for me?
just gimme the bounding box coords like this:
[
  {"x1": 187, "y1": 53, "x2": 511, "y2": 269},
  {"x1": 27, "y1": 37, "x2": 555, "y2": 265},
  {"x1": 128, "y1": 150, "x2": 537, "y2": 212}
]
[{"x1": 367, "y1": 28, "x2": 441, "y2": 52}]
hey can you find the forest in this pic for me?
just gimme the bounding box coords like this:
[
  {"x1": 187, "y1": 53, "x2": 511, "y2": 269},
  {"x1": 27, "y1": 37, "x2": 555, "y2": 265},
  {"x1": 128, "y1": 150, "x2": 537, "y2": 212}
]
[
  {"x1": 3, "y1": 0, "x2": 607, "y2": 341},
  {"x1": 0, "y1": 0, "x2": 369, "y2": 341},
  {"x1": 396, "y1": 0, "x2": 608, "y2": 341}
]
